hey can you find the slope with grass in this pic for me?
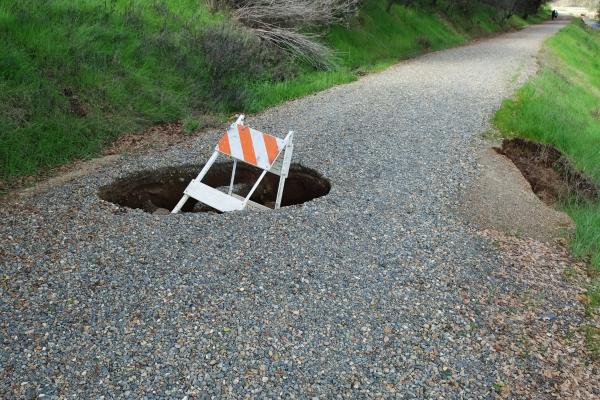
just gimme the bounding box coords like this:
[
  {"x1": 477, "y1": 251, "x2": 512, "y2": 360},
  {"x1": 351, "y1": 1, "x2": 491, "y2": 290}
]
[
  {"x1": 0, "y1": 0, "x2": 219, "y2": 182},
  {"x1": 493, "y1": 20, "x2": 600, "y2": 312},
  {"x1": 0, "y1": 0, "x2": 548, "y2": 185}
]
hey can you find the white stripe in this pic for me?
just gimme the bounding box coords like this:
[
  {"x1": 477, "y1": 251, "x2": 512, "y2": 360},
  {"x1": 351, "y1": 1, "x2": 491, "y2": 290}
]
[
  {"x1": 227, "y1": 124, "x2": 244, "y2": 161},
  {"x1": 276, "y1": 137, "x2": 284, "y2": 152},
  {"x1": 250, "y1": 128, "x2": 269, "y2": 169}
]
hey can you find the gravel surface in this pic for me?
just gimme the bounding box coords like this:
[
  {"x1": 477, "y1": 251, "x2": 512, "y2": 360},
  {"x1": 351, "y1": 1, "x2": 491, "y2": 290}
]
[{"x1": 4, "y1": 20, "x2": 595, "y2": 399}]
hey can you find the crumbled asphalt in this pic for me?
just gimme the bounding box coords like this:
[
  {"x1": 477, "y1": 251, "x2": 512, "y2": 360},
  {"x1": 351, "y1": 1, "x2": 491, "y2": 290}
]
[{"x1": 1, "y1": 21, "x2": 568, "y2": 398}]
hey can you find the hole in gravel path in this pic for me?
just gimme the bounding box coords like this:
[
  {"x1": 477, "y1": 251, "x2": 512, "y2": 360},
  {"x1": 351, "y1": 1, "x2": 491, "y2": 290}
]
[
  {"x1": 496, "y1": 138, "x2": 598, "y2": 205},
  {"x1": 99, "y1": 162, "x2": 331, "y2": 214}
]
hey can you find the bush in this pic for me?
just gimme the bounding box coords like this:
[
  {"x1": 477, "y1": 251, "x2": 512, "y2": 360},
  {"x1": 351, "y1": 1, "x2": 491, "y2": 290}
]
[
  {"x1": 199, "y1": 23, "x2": 268, "y2": 110},
  {"x1": 207, "y1": 0, "x2": 361, "y2": 67},
  {"x1": 199, "y1": 22, "x2": 297, "y2": 110}
]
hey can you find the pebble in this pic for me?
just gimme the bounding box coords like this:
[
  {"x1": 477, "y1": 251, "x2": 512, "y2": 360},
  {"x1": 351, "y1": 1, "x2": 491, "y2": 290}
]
[{"x1": 0, "y1": 21, "x2": 567, "y2": 399}]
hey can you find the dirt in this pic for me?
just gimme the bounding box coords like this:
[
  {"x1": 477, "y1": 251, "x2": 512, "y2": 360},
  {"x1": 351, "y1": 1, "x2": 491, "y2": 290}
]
[
  {"x1": 103, "y1": 122, "x2": 190, "y2": 156},
  {"x1": 496, "y1": 138, "x2": 598, "y2": 205},
  {"x1": 98, "y1": 162, "x2": 331, "y2": 213},
  {"x1": 104, "y1": 115, "x2": 226, "y2": 156}
]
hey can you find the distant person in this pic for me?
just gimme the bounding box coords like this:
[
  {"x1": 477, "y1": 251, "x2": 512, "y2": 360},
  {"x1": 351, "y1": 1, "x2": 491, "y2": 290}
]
[{"x1": 552, "y1": 10, "x2": 558, "y2": 20}]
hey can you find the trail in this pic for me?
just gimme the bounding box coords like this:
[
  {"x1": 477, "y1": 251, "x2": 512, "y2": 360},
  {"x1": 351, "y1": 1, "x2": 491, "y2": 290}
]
[{"x1": 5, "y1": 19, "x2": 597, "y2": 398}]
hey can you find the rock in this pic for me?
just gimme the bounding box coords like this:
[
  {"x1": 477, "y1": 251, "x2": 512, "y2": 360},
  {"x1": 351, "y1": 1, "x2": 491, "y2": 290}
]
[{"x1": 540, "y1": 311, "x2": 558, "y2": 321}]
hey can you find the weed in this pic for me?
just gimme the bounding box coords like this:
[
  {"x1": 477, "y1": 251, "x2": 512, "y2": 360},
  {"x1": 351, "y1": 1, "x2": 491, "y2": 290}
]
[
  {"x1": 582, "y1": 325, "x2": 600, "y2": 360},
  {"x1": 562, "y1": 266, "x2": 578, "y2": 280},
  {"x1": 563, "y1": 328, "x2": 575, "y2": 343},
  {"x1": 183, "y1": 117, "x2": 202, "y2": 135},
  {"x1": 491, "y1": 381, "x2": 505, "y2": 393}
]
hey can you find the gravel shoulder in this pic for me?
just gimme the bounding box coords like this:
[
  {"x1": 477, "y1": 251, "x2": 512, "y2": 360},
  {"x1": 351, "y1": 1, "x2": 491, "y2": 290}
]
[{"x1": 2, "y1": 19, "x2": 598, "y2": 398}]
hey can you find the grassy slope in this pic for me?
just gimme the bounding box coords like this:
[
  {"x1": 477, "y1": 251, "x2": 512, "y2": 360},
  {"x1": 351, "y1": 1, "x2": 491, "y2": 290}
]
[
  {"x1": 493, "y1": 20, "x2": 600, "y2": 310},
  {"x1": 0, "y1": 0, "x2": 544, "y2": 183},
  {"x1": 0, "y1": 0, "x2": 218, "y2": 180}
]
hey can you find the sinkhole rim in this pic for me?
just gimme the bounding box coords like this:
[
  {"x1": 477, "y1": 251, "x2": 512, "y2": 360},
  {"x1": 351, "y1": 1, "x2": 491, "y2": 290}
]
[{"x1": 98, "y1": 162, "x2": 332, "y2": 214}]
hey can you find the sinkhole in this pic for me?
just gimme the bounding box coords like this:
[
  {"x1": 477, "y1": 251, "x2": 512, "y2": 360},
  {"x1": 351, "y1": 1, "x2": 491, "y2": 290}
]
[{"x1": 98, "y1": 162, "x2": 331, "y2": 214}]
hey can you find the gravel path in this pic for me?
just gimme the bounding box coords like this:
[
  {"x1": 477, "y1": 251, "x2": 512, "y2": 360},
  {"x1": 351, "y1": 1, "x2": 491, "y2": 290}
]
[{"x1": 2, "y1": 20, "x2": 588, "y2": 399}]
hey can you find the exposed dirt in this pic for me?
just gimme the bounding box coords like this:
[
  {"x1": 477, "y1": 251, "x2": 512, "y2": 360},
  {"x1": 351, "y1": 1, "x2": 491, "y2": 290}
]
[
  {"x1": 98, "y1": 162, "x2": 331, "y2": 213},
  {"x1": 0, "y1": 155, "x2": 122, "y2": 206},
  {"x1": 103, "y1": 115, "x2": 225, "y2": 156},
  {"x1": 0, "y1": 115, "x2": 228, "y2": 199},
  {"x1": 496, "y1": 138, "x2": 598, "y2": 205}
]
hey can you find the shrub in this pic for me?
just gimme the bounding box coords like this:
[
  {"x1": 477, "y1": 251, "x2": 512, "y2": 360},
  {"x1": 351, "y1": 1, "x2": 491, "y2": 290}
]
[
  {"x1": 199, "y1": 22, "x2": 296, "y2": 110},
  {"x1": 199, "y1": 23, "x2": 268, "y2": 110},
  {"x1": 207, "y1": 0, "x2": 361, "y2": 67}
]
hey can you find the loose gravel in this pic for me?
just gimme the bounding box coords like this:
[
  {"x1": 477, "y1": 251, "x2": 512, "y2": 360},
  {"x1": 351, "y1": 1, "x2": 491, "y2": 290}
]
[{"x1": 4, "y1": 20, "x2": 595, "y2": 399}]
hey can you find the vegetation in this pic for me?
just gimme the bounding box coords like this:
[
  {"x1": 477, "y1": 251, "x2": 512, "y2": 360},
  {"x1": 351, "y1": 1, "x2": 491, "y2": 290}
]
[
  {"x1": 1, "y1": 0, "x2": 220, "y2": 182},
  {"x1": 0, "y1": 0, "x2": 548, "y2": 185},
  {"x1": 493, "y1": 20, "x2": 600, "y2": 312}
]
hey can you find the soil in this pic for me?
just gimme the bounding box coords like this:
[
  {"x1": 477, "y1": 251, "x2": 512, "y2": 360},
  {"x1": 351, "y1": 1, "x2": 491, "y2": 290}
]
[
  {"x1": 496, "y1": 138, "x2": 598, "y2": 205},
  {"x1": 103, "y1": 122, "x2": 189, "y2": 156},
  {"x1": 104, "y1": 115, "x2": 227, "y2": 156},
  {"x1": 98, "y1": 162, "x2": 331, "y2": 213}
]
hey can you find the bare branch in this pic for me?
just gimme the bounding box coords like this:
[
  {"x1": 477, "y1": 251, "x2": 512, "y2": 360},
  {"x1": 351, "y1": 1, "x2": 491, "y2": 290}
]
[{"x1": 206, "y1": 0, "x2": 361, "y2": 67}]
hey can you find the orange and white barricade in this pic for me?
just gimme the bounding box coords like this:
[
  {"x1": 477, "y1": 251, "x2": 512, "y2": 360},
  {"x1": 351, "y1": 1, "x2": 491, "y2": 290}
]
[{"x1": 171, "y1": 115, "x2": 294, "y2": 213}]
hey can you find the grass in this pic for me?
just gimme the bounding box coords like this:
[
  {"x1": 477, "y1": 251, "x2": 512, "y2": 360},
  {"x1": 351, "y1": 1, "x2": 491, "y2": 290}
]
[
  {"x1": 0, "y1": 0, "x2": 547, "y2": 185},
  {"x1": 245, "y1": 69, "x2": 357, "y2": 113},
  {"x1": 583, "y1": 325, "x2": 600, "y2": 360},
  {"x1": 246, "y1": 0, "x2": 479, "y2": 112},
  {"x1": 493, "y1": 20, "x2": 600, "y2": 316},
  {"x1": 326, "y1": 2, "x2": 465, "y2": 69},
  {"x1": 1, "y1": 0, "x2": 218, "y2": 180}
]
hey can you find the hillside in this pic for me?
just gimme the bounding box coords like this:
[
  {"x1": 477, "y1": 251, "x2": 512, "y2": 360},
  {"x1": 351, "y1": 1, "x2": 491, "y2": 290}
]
[{"x1": 0, "y1": 0, "x2": 548, "y2": 186}]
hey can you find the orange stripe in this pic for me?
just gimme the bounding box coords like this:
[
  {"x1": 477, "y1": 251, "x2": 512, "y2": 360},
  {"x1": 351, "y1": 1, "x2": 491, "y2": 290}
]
[
  {"x1": 263, "y1": 133, "x2": 280, "y2": 165},
  {"x1": 237, "y1": 125, "x2": 257, "y2": 166},
  {"x1": 218, "y1": 131, "x2": 231, "y2": 155}
]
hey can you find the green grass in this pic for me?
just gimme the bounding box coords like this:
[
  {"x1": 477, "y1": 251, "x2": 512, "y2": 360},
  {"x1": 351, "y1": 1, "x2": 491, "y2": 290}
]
[
  {"x1": 246, "y1": 69, "x2": 357, "y2": 112},
  {"x1": 1, "y1": 0, "x2": 218, "y2": 179},
  {"x1": 326, "y1": 2, "x2": 465, "y2": 69},
  {"x1": 0, "y1": 0, "x2": 547, "y2": 184},
  {"x1": 493, "y1": 20, "x2": 600, "y2": 313}
]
